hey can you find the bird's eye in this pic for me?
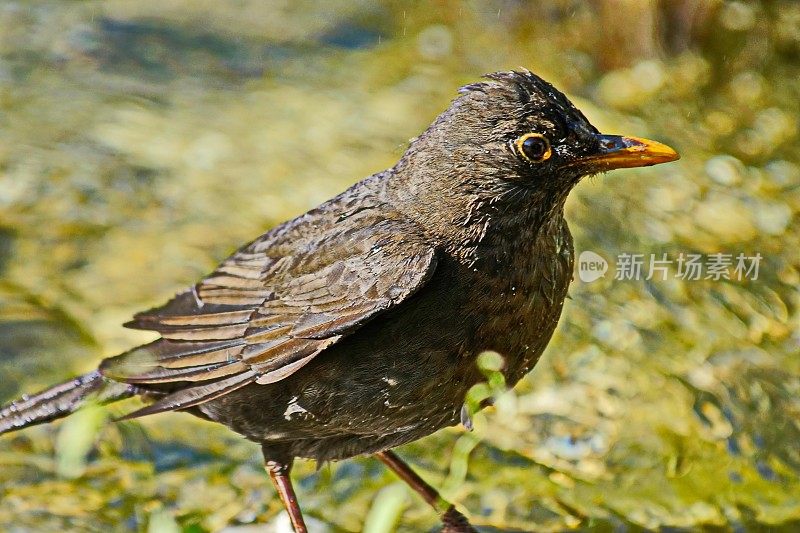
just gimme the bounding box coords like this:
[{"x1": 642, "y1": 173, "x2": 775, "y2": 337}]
[{"x1": 515, "y1": 133, "x2": 552, "y2": 163}]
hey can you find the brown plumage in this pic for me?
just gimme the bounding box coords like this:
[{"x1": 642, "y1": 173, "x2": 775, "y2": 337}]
[{"x1": 0, "y1": 70, "x2": 678, "y2": 532}]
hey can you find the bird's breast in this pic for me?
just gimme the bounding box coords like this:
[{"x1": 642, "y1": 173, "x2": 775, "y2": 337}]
[{"x1": 463, "y1": 214, "x2": 574, "y2": 386}]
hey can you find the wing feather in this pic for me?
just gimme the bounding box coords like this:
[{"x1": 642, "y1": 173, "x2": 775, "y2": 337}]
[
  {"x1": 117, "y1": 371, "x2": 259, "y2": 420},
  {"x1": 100, "y1": 205, "x2": 437, "y2": 417}
]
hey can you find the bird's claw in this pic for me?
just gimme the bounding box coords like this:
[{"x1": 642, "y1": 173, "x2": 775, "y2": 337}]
[{"x1": 441, "y1": 505, "x2": 478, "y2": 533}]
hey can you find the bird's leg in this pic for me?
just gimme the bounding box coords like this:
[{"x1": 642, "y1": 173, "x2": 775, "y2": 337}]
[
  {"x1": 262, "y1": 445, "x2": 307, "y2": 533},
  {"x1": 375, "y1": 450, "x2": 476, "y2": 532},
  {"x1": 375, "y1": 449, "x2": 448, "y2": 511}
]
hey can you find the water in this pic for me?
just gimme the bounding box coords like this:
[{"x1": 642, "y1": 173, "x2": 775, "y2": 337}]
[{"x1": 0, "y1": 1, "x2": 798, "y2": 531}]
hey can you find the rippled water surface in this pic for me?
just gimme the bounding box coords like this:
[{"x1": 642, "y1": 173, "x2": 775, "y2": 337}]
[{"x1": 0, "y1": 1, "x2": 798, "y2": 531}]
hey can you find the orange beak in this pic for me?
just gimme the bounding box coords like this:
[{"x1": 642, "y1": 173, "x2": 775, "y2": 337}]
[{"x1": 576, "y1": 134, "x2": 680, "y2": 170}]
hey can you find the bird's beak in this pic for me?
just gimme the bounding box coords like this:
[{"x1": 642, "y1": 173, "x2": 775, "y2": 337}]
[{"x1": 576, "y1": 134, "x2": 679, "y2": 170}]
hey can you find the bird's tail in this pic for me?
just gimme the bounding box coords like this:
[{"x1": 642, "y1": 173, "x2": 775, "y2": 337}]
[{"x1": 0, "y1": 370, "x2": 136, "y2": 435}]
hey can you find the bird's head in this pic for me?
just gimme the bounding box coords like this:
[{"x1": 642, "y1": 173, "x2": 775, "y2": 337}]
[{"x1": 393, "y1": 70, "x2": 679, "y2": 240}]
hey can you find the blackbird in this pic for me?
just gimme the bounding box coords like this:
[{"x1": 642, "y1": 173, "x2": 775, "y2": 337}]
[{"x1": 0, "y1": 70, "x2": 678, "y2": 532}]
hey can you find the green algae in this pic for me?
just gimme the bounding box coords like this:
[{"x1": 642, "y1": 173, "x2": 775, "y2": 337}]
[{"x1": 0, "y1": 1, "x2": 798, "y2": 531}]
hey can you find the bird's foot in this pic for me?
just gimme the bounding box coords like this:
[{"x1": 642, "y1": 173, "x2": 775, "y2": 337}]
[{"x1": 441, "y1": 505, "x2": 478, "y2": 533}]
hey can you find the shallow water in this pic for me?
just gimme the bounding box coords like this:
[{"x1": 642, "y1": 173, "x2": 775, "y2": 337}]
[{"x1": 0, "y1": 1, "x2": 798, "y2": 531}]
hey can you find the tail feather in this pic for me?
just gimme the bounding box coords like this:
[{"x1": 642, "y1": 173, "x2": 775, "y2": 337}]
[{"x1": 0, "y1": 370, "x2": 135, "y2": 435}]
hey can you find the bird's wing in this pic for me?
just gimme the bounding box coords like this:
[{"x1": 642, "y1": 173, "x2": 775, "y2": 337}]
[{"x1": 100, "y1": 207, "x2": 437, "y2": 419}]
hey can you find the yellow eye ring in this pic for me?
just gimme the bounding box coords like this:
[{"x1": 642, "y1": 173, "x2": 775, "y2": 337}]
[{"x1": 515, "y1": 133, "x2": 552, "y2": 163}]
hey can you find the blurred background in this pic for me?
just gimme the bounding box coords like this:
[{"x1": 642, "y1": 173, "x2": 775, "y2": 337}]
[{"x1": 0, "y1": 0, "x2": 798, "y2": 531}]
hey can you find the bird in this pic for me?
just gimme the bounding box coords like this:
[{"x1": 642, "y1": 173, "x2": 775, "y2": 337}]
[{"x1": 0, "y1": 70, "x2": 678, "y2": 532}]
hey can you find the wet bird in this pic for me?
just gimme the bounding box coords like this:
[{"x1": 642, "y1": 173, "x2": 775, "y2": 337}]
[{"x1": 0, "y1": 70, "x2": 678, "y2": 532}]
